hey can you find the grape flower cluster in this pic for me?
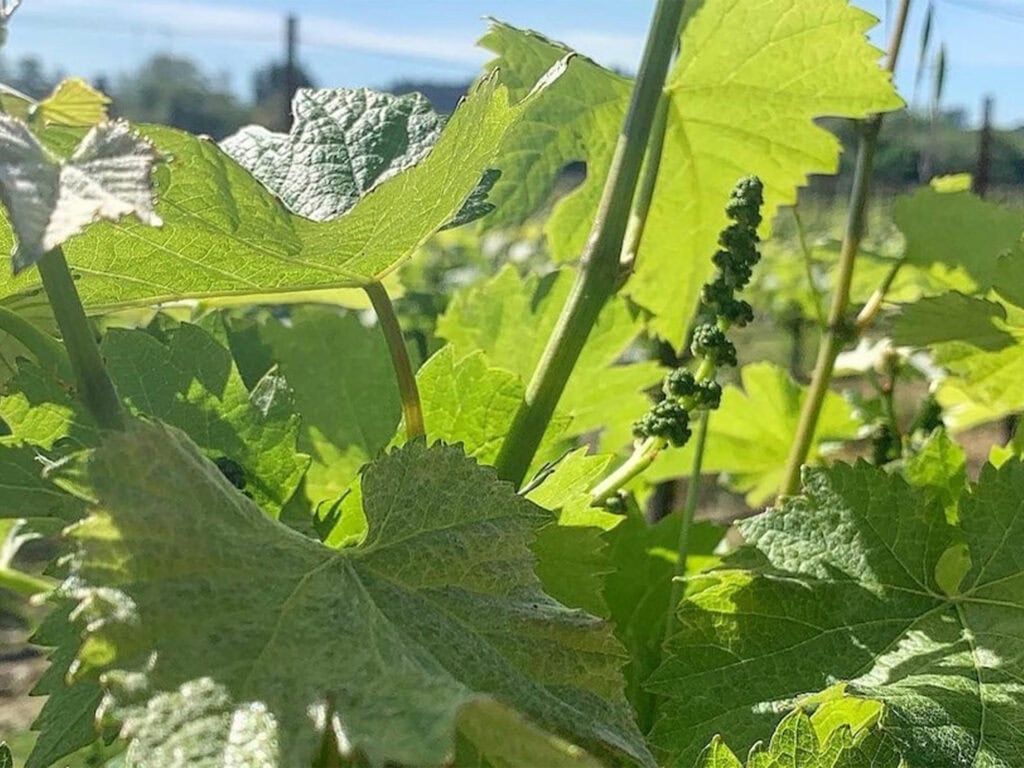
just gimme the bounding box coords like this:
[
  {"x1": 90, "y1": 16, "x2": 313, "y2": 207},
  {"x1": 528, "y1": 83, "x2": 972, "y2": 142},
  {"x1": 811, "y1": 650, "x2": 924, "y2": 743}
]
[{"x1": 632, "y1": 175, "x2": 764, "y2": 448}]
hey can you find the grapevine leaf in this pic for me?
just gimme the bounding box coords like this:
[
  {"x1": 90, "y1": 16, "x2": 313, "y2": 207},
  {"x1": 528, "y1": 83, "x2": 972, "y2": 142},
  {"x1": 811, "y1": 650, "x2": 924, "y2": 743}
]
[
  {"x1": 633, "y1": 0, "x2": 903, "y2": 343},
  {"x1": 0, "y1": 117, "x2": 161, "y2": 272},
  {"x1": 33, "y1": 78, "x2": 110, "y2": 127},
  {"x1": 604, "y1": 506, "x2": 726, "y2": 732},
  {"x1": 694, "y1": 709, "x2": 902, "y2": 768},
  {"x1": 648, "y1": 459, "x2": 1024, "y2": 768},
  {"x1": 894, "y1": 188, "x2": 1024, "y2": 296},
  {"x1": 646, "y1": 363, "x2": 862, "y2": 505},
  {"x1": 416, "y1": 347, "x2": 609, "y2": 615},
  {"x1": 530, "y1": 519, "x2": 610, "y2": 619},
  {"x1": 0, "y1": 71, "x2": 559, "y2": 308},
  {"x1": 63, "y1": 421, "x2": 651, "y2": 767},
  {"x1": 526, "y1": 449, "x2": 619, "y2": 531},
  {"x1": 437, "y1": 266, "x2": 662, "y2": 453},
  {"x1": 477, "y1": 20, "x2": 631, "y2": 239},
  {"x1": 417, "y1": 345, "x2": 534, "y2": 466},
  {"x1": 454, "y1": 700, "x2": 605, "y2": 768},
  {"x1": 221, "y1": 89, "x2": 443, "y2": 222},
  {"x1": 900, "y1": 429, "x2": 966, "y2": 521},
  {"x1": 0, "y1": 743, "x2": 9, "y2": 768},
  {"x1": 693, "y1": 736, "x2": 742, "y2": 768},
  {"x1": 895, "y1": 297, "x2": 1024, "y2": 430},
  {"x1": 478, "y1": 4, "x2": 902, "y2": 344},
  {"x1": 1, "y1": 321, "x2": 306, "y2": 516},
  {"x1": 0, "y1": 442, "x2": 81, "y2": 519},
  {"x1": 25, "y1": 604, "x2": 103, "y2": 768},
  {"x1": 525, "y1": 450, "x2": 618, "y2": 618},
  {"x1": 893, "y1": 293, "x2": 1015, "y2": 351},
  {"x1": 259, "y1": 308, "x2": 401, "y2": 508}
]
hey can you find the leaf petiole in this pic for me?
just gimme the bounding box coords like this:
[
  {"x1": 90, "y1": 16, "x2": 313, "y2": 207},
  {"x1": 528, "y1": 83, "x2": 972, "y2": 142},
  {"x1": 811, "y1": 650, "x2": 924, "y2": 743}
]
[
  {"x1": 365, "y1": 281, "x2": 425, "y2": 440},
  {"x1": 37, "y1": 248, "x2": 124, "y2": 431}
]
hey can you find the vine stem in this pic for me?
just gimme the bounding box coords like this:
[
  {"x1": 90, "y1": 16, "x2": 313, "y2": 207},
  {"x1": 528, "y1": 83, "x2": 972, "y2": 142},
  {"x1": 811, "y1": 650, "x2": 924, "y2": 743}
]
[
  {"x1": 791, "y1": 207, "x2": 827, "y2": 327},
  {"x1": 620, "y1": 91, "x2": 670, "y2": 273},
  {"x1": 590, "y1": 355, "x2": 716, "y2": 505},
  {"x1": 777, "y1": 0, "x2": 912, "y2": 499},
  {"x1": 37, "y1": 248, "x2": 124, "y2": 431},
  {"x1": 494, "y1": 0, "x2": 686, "y2": 486},
  {"x1": 664, "y1": 409, "x2": 709, "y2": 645},
  {"x1": 365, "y1": 281, "x2": 424, "y2": 440}
]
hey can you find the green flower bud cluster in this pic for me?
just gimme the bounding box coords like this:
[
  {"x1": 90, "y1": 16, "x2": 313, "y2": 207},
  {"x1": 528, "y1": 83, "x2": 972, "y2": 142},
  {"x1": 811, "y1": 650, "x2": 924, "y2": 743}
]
[
  {"x1": 632, "y1": 176, "x2": 764, "y2": 450},
  {"x1": 700, "y1": 175, "x2": 764, "y2": 329},
  {"x1": 632, "y1": 399, "x2": 691, "y2": 447},
  {"x1": 664, "y1": 370, "x2": 721, "y2": 410}
]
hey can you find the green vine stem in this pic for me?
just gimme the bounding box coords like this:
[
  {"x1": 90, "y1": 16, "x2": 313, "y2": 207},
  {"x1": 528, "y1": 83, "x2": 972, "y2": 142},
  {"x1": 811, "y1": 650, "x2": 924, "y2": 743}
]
[
  {"x1": 777, "y1": 0, "x2": 912, "y2": 498},
  {"x1": 791, "y1": 207, "x2": 827, "y2": 328},
  {"x1": 664, "y1": 409, "x2": 710, "y2": 644},
  {"x1": 590, "y1": 357, "x2": 715, "y2": 505},
  {"x1": 37, "y1": 248, "x2": 125, "y2": 431},
  {"x1": 494, "y1": 0, "x2": 686, "y2": 486},
  {"x1": 620, "y1": 92, "x2": 670, "y2": 273},
  {"x1": 0, "y1": 302, "x2": 72, "y2": 380},
  {"x1": 365, "y1": 281, "x2": 425, "y2": 440}
]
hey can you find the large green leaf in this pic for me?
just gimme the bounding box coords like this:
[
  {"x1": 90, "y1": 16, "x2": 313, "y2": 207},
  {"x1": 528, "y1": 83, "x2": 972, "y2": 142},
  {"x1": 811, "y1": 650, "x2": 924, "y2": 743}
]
[
  {"x1": 477, "y1": 21, "x2": 631, "y2": 241},
  {"x1": 437, "y1": 266, "x2": 662, "y2": 453},
  {"x1": 648, "y1": 459, "x2": 1024, "y2": 768},
  {"x1": 604, "y1": 506, "x2": 726, "y2": 732},
  {"x1": 259, "y1": 307, "x2": 401, "y2": 508},
  {"x1": 416, "y1": 346, "x2": 613, "y2": 616},
  {"x1": 221, "y1": 89, "x2": 443, "y2": 222},
  {"x1": 646, "y1": 363, "x2": 863, "y2": 505},
  {"x1": 893, "y1": 293, "x2": 1015, "y2": 351},
  {"x1": 893, "y1": 188, "x2": 1024, "y2": 297},
  {"x1": 1, "y1": 320, "x2": 307, "y2": 516},
  {"x1": 417, "y1": 345, "x2": 532, "y2": 465},
  {"x1": 0, "y1": 72, "x2": 557, "y2": 308},
  {"x1": 634, "y1": 0, "x2": 903, "y2": 343},
  {"x1": 61, "y1": 421, "x2": 651, "y2": 767},
  {"x1": 479, "y1": 3, "x2": 902, "y2": 344}
]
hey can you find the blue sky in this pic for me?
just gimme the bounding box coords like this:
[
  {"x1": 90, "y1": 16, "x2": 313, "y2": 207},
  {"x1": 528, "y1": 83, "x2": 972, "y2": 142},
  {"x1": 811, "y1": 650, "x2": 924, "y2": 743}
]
[{"x1": 4, "y1": 0, "x2": 1023, "y2": 127}]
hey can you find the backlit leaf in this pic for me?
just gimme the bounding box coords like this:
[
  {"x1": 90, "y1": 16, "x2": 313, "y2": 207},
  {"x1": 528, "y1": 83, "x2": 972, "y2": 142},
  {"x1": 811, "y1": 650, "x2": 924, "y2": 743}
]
[{"x1": 0, "y1": 118, "x2": 161, "y2": 272}]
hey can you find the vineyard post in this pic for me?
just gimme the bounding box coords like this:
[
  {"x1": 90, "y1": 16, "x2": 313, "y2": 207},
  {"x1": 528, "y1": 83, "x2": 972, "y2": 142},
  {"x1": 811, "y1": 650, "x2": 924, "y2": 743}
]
[
  {"x1": 777, "y1": 0, "x2": 913, "y2": 498},
  {"x1": 494, "y1": 0, "x2": 686, "y2": 485}
]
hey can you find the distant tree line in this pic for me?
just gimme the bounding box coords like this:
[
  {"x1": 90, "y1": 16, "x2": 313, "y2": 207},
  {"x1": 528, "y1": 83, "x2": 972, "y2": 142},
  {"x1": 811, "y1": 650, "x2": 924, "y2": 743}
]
[
  {"x1": 0, "y1": 52, "x2": 464, "y2": 139},
  {"x1": 3, "y1": 51, "x2": 1022, "y2": 189}
]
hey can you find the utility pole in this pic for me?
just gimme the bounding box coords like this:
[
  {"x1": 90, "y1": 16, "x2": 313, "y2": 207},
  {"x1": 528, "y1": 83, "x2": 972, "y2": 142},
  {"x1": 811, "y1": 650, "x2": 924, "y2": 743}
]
[
  {"x1": 284, "y1": 14, "x2": 298, "y2": 126},
  {"x1": 973, "y1": 95, "x2": 994, "y2": 198}
]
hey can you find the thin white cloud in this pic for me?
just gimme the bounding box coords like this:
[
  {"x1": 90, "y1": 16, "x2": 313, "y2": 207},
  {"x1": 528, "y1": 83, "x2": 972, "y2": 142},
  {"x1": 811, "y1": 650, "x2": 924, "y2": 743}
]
[
  {"x1": 556, "y1": 30, "x2": 643, "y2": 70},
  {"x1": 24, "y1": 0, "x2": 487, "y2": 65},
  {"x1": 24, "y1": 0, "x2": 646, "y2": 71}
]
